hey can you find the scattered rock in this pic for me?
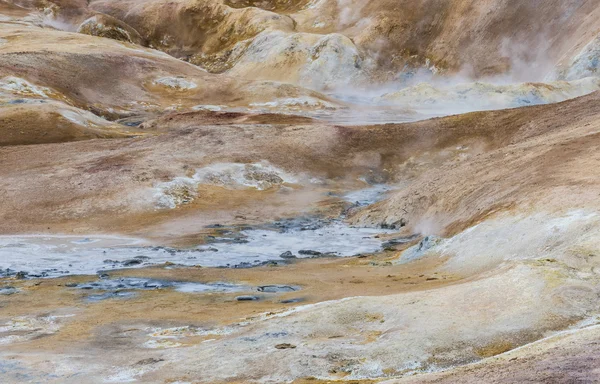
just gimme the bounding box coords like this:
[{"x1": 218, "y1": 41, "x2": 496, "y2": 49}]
[
  {"x1": 121, "y1": 259, "x2": 143, "y2": 266},
  {"x1": 233, "y1": 262, "x2": 255, "y2": 268},
  {"x1": 135, "y1": 358, "x2": 164, "y2": 366},
  {"x1": 236, "y1": 295, "x2": 260, "y2": 301},
  {"x1": 381, "y1": 235, "x2": 419, "y2": 249},
  {"x1": 279, "y1": 251, "x2": 296, "y2": 259},
  {"x1": 275, "y1": 343, "x2": 296, "y2": 349},
  {"x1": 298, "y1": 250, "x2": 322, "y2": 256},
  {"x1": 198, "y1": 247, "x2": 219, "y2": 253},
  {"x1": 381, "y1": 218, "x2": 407, "y2": 230},
  {"x1": 15, "y1": 271, "x2": 28, "y2": 279},
  {"x1": 257, "y1": 285, "x2": 298, "y2": 293},
  {"x1": 280, "y1": 298, "x2": 305, "y2": 304}
]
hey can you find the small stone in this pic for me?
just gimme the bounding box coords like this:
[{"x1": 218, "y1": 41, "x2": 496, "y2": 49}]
[
  {"x1": 15, "y1": 271, "x2": 28, "y2": 279},
  {"x1": 234, "y1": 262, "x2": 253, "y2": 268},
  {"x1": 135, "y1": 358, "x2": 164, "y2": 366},
  {"x1": 279, "y1": 251, "x2": 296, "y2": 259},
  {"x1": 275, "y1": 343, "x2": 296, "y2": 349},
  {"x1": 122, "y1": 259, "x2": 142, "y2": 266},
  {"x1": 280, "y1": 298, "x2": 305, "y2": 304},
  {"x1": 236, "y1": 295, "x2": 260, "y2": 301},
  {"x1": 298, "y1": 250, "x2": 322, "y2": 256}
]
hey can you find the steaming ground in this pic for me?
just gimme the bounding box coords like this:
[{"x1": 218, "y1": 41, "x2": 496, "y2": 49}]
[
  {"x1": 2, "y1": 1, "x2": 600, "y2": 128},
  {"x1": 4, "y1": 1, "x2": 600, "y2": 383}
]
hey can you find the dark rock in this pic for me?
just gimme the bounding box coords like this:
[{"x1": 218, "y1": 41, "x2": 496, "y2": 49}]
[
  {"x1": 394, "y1": 218, "x2": 408, "y2": 228},
  {"x1": 15, "y1": 271, "x2": 28, "y2": 279},
  {"x1": 121, "y1": 259, "x2": 143, "y2": 266},
  {"x1": 236, "y1": 295, "x2": 260, "y2": 301},
  {"x1": 280, "y1": 298, "x2": 305, "y2": 304},
  {"x1": 381, "y1": 235, "x2": 419, "y2": 249},
  {"x1": 199, "y1": 247, "x2": 219, "y2": 253},
  {"x1": 233, "y1": 262, "x2": 254, "y2": 269},
  {"x1": 298, "y1": 250, "x2": 322, "y2": 256},
  {"x1": 135, "y1": 358, "x2": 164, "y2": 366},
  {"x1": 380, "y1": 218, "x2": 407, "y2": 230},
  {"x1": 275, "y1": 343, "x2": 296, "y2": 349},
  {"x1": 279, "y1": 251, "x2": 296, "y2": 259},
  {"x1": 1, "y1": 268, "x2": 14, "y2": 278}
]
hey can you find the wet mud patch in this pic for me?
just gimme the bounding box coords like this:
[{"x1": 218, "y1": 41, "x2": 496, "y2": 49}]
[
  {"x1": 65, "y1": 276, "x2": 301, "y2": 303},
  {"x1": 0, "y1": 218, "x2": 394, "y2": 278},
  {"x1": 196, "y1": 219, "x2": 394, "y2": 268},
  {"x1": 67, "y1": 277, "x2": 253, "y2": 302},
  {"x1": 0, "y1": 286, "x2": 18, "y2": 295}
]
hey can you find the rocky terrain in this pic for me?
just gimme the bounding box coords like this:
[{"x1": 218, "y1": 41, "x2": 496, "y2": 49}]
[{"x1": 2, "y1": 0, "x2": 600, "y2": 383}]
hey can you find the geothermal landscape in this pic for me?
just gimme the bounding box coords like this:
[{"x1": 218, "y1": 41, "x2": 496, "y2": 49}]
[{"x1": 2, "y1": 0, "x2": 600, "y2": 383}]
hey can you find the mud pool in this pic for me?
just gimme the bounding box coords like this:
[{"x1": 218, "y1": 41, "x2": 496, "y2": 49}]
[{"x1": 0, "y1": 221, "x2": 393, "y2": 278}]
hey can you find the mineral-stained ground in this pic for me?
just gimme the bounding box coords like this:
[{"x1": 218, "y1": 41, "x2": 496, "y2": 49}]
[{"x1": 3, "y1": 0, "x2": 600, "y2": 383}]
